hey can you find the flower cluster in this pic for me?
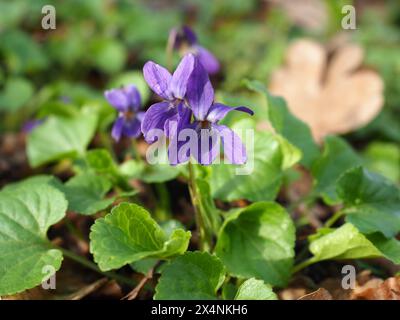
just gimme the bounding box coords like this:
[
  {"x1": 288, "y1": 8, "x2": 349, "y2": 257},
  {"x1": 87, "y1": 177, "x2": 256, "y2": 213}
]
[
  {"x1": 142, "y1": 54, "x2": 253, "y2": 165},
  {"x1": 105, "y1": 28, "x2": 253, "y2": 166}
]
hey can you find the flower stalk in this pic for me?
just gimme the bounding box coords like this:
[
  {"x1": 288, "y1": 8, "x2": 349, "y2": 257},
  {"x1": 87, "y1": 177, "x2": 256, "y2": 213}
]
[
  {"x1": 187, "y1": 161, "x2": 211, "y2": 251},
  {"x1": 59, "y1": 247, "x2": 136, "y2": 287}
]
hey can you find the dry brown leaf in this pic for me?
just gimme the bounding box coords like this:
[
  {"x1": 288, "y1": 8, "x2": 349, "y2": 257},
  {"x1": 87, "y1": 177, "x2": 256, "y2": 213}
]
[
  {"x1": 298, "y1": 288, "x2": 333, "y2": 300},
  {"x1": 318, "y1": 277, "x2": 351, "y2": 300},
  {"x1": 351, "y1": 276, "x2": 400, "y2": 300},
  {"x1": 268, "y1": 0, "x2": 327, "y2": 31},
  {"x1": 269, "y1": 39, "x2": 384, "y2": 142}
]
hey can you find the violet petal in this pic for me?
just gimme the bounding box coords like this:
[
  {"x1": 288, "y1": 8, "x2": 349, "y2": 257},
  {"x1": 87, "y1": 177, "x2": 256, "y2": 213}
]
[
  {"x1": 213, "y1": 124, "x2": 247, "y2": 164},
  {"x1": 186, "y1": 58, "x2": 214, "y2": 121},
  {"x1": 124, "y1": 85, "x2": 142, "y2": 112},
  {"x1": 143, "y1": 61, "x2": 173, "y2": 100},
  {"x1": 141, "y1": 101, "x2": 177, "y2": 143},
  {"x1": 105, "y1": 89, "x2": 130, "y2": 112},
  {"x1": 111, "y1": 116, "x2": 125, "y2": 142},
  {"x1": 206, "y1": 103, "x2": 254, "y2": 123},
  {"x1": 123, "y1": 117, "x2": 142, "y2": 138},
  {"x1": 196, "y1": 46, "x2": 220, "y2": 75},
  {"x1": 170, "y1": 54, "x2": 195, "y2": 99},
  {"x1": 182, "y1": 26, "x2": 198, "y2": 45}
]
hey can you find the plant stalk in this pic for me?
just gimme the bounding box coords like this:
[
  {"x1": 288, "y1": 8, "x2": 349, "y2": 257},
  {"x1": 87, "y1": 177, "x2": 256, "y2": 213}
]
[
  {"x1": 187, "y1": 162, "x2": 211, "y2": 251},
  {"x1": 292, "y1": 257, "x2": 317, "y2": 274},
  {"x1": 324, "y1": 210, "x2": 345, "y2": 228}
]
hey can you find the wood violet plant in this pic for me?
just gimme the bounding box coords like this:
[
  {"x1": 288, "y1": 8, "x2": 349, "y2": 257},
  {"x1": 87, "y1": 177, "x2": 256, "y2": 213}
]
[{"x1": 1, "y1": 2, "x2": 400, "y2": 302}]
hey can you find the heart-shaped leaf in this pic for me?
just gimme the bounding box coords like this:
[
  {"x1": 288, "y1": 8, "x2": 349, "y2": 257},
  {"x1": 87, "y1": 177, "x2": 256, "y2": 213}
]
[
  {"x1": 154, "y1": 251, "x2": 225, "y2": 300},
  {"x1": 0, "y1": 180, "x2": 67, "y2": 295},
  {"x1": 309, "y1": 223, "x2": 381, "y2": 263},
  {"x1": 90, "y1": 203, "x2": 191, "y2": 271},
  {"x1": 312, "y1": 136, "x2": 363, "y2": 203},
  {"x1": 211, "y1": 120, "x2": 301, "y2": 202},
  {"x1": 63, "y1": 173, "x2": 115, "y2": 215},
  {"x1": 27, "y1": 112, "x2": 97, "y2": 167},
  {"x1": 337, "y1": 167, "x2": 400, "y2": 237},
  {"x1": 215, "y1": 202, "x2": 295, "y2": 287},
  {"x1": 235, "y1": 278, "x2": 277, "y2": 300}
]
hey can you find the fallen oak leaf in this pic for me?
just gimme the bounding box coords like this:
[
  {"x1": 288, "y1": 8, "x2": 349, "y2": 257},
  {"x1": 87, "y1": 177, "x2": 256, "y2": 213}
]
[
  {"x1": 351, "y1": 276, "x2": 400, "y2": 300},
  {"x1": 269, "y1": 39, "x2": 384, "y2": 143},
  {"x1": 267, "y1": 0, "x2": 328, "y2": 31}
]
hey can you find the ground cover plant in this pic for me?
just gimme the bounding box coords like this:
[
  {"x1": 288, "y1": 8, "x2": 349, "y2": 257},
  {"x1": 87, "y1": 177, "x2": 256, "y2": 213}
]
[{"x1": 0, "y1": 0, "x2": 399, "y2": 300}]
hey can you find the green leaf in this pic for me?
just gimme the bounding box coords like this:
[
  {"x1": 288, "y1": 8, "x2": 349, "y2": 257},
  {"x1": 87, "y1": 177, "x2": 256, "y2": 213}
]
[
  {"x1": 215, "y1": 202, "x2": 295, "y2": 287},
  {"x1": 130, "y1": 220, "x2": 185, "y2": 275},
  {"x1": 221, "y1": 282, "x2": 238, "y2": 300},
  {"x1": 235, "y1": 278, "x2": 277, "y2": 300},
  {"x1": 1, "y1": 174, "x2": 63, "y2": 193},
  {"x1": 63, "y1": 173, "x2": 114, "y2": 215},
  {"x1": 312, "y1": 136, "x2": 363, "y2": 203},
  {"x1": 120, "y1": 135, "x2": 182, "y2": 184},
  {"x1": 119, "y1": 159, "x2": 180, "y2": 183},
  {"x1": 276, "y1": 134, "x2": 303, "y2": 170},
  {"x1": 90, "y1": 38, "x2": 126, "y2": 74},
  {"x1": 119, "y1": 159, "x2": 145, "y2": 178},
  {"x1": 0, "y1": 30, "x2": 48, "y2": 73},
  {"x1": 143, "y1": 165, "x2": 181, "y2": 184},
  {"x1": 90, "y1": 203, "x2": 191, "y2": 271},
  {"x1": 367, "y1": 233, "x2": 400, "y2": 264},
  {"x1": 337, "y1": 167, "x2": 400, "y2": 237},
  {"x1": 245, "y1": 80, "x2": 319, "y2": 167},
  {"x1": 0, "y1": 181, "x2": 67, "y2": 295},
  {"x1": 309, "y1": 223, "x2": 381, "y2": 262},
  {"x1": 27, "y1": 113, "x2": 98, "y2": 167},
  {"x1": 130, "y1": 258, "x2": 159, "y2": 275},
  {"x1": 211, "y1": 119, "x2": 301, "y2": 202},
  {"x1": 0, "y1": 77, "x2": 34, "y2": 111},
  {"x1": 86, "y1": 149, "x2": 117, "y2": 174},
  {"x1": 154, "y1": 251, "x2": 225, "y2": 300},
  {"x1": 363, "y1": 142, "x2": 400, "y2": 182}
]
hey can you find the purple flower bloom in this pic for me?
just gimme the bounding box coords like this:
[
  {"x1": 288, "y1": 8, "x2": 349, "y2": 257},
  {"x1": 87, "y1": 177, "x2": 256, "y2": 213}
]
[
  {"x1": 104, "y1": 85, "x2": 144, "y2": 142},
  {"x1": 141, "y1": 54, "x2": 196, "y2": 143},
  {"x1": 169, "y1": 26, "x2": 220, "y2": 75},
  {"x1": 169, "y1": 59, "x2": 253, "y2": 165}
]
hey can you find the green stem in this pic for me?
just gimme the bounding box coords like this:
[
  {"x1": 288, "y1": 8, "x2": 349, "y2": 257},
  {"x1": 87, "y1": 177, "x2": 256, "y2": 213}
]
[
  {"x1": 59, "y1": 248, "x2": 136, "y2": 287},
  {"x1": 187, "y1": 162, "x2": 210, "y2": 251},
  {"x1": 324, "y1": 210, "x2": 345, "y2": 228},
  {"x1": 99, "y1": 131, "x2": 117, "y2": 161},
  {"x1": 292, "y1": 257, "x2": 317, "y2": 274},
  {"x1": 154, "y1": 183, "x2": 171, "y2": 221}
]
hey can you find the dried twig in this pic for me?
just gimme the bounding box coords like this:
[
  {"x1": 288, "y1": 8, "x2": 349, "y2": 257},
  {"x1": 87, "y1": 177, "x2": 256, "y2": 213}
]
[{"x1": 122, "y1": 268, "x2": 154, "y2": 300}]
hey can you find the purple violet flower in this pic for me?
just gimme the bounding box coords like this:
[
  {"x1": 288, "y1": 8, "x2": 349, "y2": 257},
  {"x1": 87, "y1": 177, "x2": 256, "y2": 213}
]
[
  {"x1": 22, "y1": 118, "x2": 45, "y2": 133},
  {"x1": 104, "y1": 84, "x2": 144, "y2": 142},
  {"x1": 141, "y1": 54, "x2": 195, "y2": 143},
  {"x1": 169, "y1": 26, "x2": 220, "y2": 75},
  {"x1": 169, "y1": 59, "x2": 253, "y2": 165}
]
